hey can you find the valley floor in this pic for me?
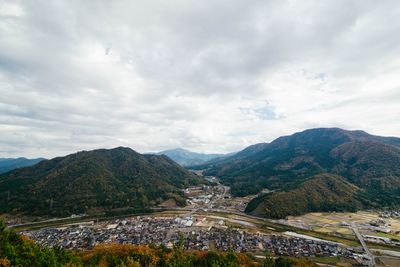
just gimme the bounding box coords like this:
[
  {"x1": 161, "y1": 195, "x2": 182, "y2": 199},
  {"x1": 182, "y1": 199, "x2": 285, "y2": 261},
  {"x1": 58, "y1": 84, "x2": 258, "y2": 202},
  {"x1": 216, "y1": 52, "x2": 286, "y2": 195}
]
[{"x1": 3, "y1": 176, "x2": 400, "y2": 267}]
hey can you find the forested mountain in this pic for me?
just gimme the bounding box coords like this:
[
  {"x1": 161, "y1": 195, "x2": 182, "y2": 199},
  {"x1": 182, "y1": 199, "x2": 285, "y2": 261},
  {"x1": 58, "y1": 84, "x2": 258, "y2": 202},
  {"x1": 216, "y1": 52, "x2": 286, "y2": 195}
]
[
  {"x1": 246, "y1": 174, "x2": 363, "y2": 218},
  {"x1": 0, "y1": 147, "x2": 205, "y2": 216},
  {"x1": 203, "y1": 128, "x2": 400, "y2": 218},
  {"x1": 157, "y1": 148, "x2": 230, "y2": 166},
  {"x1": 0, "y1": 157, "x2": 45, "y2": 174}
]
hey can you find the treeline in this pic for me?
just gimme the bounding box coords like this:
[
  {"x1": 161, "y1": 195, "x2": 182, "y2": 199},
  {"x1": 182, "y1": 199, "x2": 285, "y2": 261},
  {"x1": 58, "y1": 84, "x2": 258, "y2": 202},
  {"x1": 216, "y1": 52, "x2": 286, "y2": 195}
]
[
  {"x1": 0, "y1": 220, "x2": 317, "y2": 267},
  {"x1": 0, "y1": 221, "x2": 79, "y2": 266}
]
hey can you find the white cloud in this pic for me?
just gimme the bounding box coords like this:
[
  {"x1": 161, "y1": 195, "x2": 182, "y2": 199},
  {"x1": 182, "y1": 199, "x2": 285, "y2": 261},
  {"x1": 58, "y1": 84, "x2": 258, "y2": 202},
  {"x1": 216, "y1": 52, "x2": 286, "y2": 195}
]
[{"x1": 0, "y1": 0, "x2": 399, "y2": 158}]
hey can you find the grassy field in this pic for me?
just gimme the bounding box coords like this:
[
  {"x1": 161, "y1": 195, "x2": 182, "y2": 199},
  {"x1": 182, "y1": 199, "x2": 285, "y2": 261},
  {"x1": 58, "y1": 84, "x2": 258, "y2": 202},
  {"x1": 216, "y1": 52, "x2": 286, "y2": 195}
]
[
  {"x1": 310, "y1": 257, "x2": 352, "y2": 266},
  {"x1": 375, "y1": 232, "x2": 400, "y2": 242},
  {"x1": 376, "y1": 256, "x2": 400, "y2": 267},
  {"x1": 291, "y1": 211, "x2": 400, "y2": 232},
  {"x1": 313, "y1": 226, "x2": 354, "y2": 236}
]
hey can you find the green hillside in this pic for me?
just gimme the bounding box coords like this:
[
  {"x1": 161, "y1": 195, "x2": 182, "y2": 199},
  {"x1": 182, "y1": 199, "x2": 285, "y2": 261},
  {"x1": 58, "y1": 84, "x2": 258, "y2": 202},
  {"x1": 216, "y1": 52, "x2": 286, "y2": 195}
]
[
  {"x1": 0, "y1": 147, "x2": 204, "y2": 216},
  {"x1": 203, "y1": 128, "x2": 400, "y2": 218},
  {"x1": 246, "y1": 174, "x2": 363, "y2": 218}
]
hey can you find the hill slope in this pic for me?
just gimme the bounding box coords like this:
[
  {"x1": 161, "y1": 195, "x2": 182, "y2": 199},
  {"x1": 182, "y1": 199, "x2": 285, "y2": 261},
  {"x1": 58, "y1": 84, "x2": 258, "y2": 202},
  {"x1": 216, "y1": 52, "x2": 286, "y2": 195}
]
[
  {"x1": 0, "y1": 157, "x2": 45, "y2": 174},
  {"x1": 0, "y1": 147, "x2": 204, "y2": 216},
  {"x1": 246, "y1": 174, "x2": 363, "y2": 218},
  {"x1": 157, "y1": 148, "x2": 229, "y2": 166},
  {"x1": 203, "y1": 128, "x2": 400, "y2": 217}
]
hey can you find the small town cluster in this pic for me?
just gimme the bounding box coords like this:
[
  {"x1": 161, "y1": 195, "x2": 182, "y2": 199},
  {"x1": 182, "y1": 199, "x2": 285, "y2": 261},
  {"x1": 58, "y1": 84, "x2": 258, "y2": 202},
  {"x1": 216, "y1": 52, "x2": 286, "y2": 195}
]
[
  {"x1": 379, "y1": 209, "x2": 400, "y2": 219},
  {"x1": 23, "y1": 215, "x2": 361, "y2": 260}
]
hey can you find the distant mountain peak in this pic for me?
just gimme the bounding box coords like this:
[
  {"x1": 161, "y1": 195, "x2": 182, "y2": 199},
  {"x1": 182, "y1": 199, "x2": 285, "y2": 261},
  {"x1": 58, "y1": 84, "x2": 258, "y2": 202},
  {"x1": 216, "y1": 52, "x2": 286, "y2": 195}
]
[
  {"x1": 157, "y1": 148, "x2": 229, "y2": 167},
  {"x1": 0, "y1": 157, "x2": 45, "y2": 174},
  {"x1": 167, "y1": 148, "x2": 190, "y2": 152}
]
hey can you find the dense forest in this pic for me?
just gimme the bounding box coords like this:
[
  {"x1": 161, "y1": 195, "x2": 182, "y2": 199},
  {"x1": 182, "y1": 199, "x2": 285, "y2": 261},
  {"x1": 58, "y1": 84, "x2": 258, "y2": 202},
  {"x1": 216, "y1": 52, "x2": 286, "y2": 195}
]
[
  {"x1": 246, "y1": 174, "x2": 363, "y2": 218},
  {"x1": 0, "y1": 220, "x2": 316, "y2": 267},
  {"x1": 0, "y1": 147, "x2": 205, "y2": 216},
  {"x1": 201, "y1": 128, "x2": 400, "y2": 218}
]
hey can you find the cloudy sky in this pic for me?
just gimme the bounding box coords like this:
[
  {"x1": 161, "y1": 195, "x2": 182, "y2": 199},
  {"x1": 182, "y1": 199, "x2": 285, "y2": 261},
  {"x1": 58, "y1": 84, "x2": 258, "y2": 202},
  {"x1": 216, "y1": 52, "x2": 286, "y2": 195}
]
[{"x1": 1, "y1": 0, "x2": 399, "y2": 158}]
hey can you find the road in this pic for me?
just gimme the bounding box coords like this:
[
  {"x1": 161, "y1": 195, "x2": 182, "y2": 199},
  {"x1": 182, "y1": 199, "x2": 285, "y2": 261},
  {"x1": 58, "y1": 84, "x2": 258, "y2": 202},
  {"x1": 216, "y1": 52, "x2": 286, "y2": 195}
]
[
  {"x1": 185, "y1": 179, "x2": 229, "y2": 216},
  {"x1": 8, "y1": 214, "x2": 86, "y2": 229},
  {"x1": 351, "y1": 222, "x2": 375, "y2": 266}
]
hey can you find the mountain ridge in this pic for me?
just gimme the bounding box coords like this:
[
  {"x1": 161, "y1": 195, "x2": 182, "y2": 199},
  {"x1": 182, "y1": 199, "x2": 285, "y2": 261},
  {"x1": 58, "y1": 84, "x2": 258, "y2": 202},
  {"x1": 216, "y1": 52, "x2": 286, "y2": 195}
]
[
  {"x1": 202, "y1": 128, "x2": 400, "y2": 218},
  {"x1": 246, "y1": 173, "x2": 363, "y2": 218},
  {"x1": 0, "y1": 157, "x2": 45, "y2": 174},
  {"x1": 0, "y1": 147, "x2": 205, "y2": 216},
  {"x1": 156, "y1": 148, "x2": 232, "y2": 166}
]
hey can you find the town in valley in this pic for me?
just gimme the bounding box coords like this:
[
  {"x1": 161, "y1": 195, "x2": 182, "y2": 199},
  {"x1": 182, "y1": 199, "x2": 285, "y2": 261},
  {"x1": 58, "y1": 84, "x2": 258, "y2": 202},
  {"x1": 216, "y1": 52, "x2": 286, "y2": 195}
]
[{"x1": 12, "y1": 174, "x2": 400, "y2": 267}]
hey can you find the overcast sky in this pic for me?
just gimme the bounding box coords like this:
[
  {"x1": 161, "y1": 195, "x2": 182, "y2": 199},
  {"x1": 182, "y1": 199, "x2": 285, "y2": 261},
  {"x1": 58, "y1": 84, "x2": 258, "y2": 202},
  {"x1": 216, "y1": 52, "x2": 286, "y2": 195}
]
[{"x1": 1, "y1": 0, "x2": 400, "y2": 158}]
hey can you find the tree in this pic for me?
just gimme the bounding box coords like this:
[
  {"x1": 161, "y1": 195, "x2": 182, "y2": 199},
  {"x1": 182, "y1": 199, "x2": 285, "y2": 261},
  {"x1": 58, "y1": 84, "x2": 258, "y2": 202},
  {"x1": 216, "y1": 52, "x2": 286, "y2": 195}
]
[
  {"x1": 169, "y1": 233, "x2": 191, "y2": 267},
  {"x1": 263, "y1": 252, "x2": 275, "y2": 267}
]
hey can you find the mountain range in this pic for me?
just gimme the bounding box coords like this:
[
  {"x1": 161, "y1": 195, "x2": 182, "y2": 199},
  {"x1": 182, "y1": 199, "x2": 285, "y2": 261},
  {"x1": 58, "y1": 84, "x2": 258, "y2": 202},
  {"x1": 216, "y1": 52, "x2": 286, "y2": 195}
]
[
  {"x1": 1, "y1": 128, "x2": 399, "y2": 219},
  {"x1": 0, "y1": 157, "x2": 45, "y2": 174},
  {"x1": 0, "y1": 147, "x2": 204, "y2": 216},
  {"x1": 201, "y1": 128, "x2": 400, "y2": 218},
  {"x1": 156, "y1": 148, "x2": 232, "y2": 166}
]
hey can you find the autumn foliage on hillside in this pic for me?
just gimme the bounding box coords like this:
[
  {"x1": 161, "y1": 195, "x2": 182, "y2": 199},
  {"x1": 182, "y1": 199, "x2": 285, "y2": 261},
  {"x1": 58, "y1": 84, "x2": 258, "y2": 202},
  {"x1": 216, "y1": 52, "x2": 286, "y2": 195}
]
[{"x1": 76, "y1": 242, "x2": 316, "y2": 267}]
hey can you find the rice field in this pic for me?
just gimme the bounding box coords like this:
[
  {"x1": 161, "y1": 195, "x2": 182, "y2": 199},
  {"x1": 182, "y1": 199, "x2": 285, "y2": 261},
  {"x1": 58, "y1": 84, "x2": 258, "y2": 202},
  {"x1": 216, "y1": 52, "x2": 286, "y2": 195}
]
[
  {"x1": 290, "y1": 211, "x2": 400, "y2": 233},
  {"x1": 312, "y1": 226, "x2": 354, "y2": 236}
]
